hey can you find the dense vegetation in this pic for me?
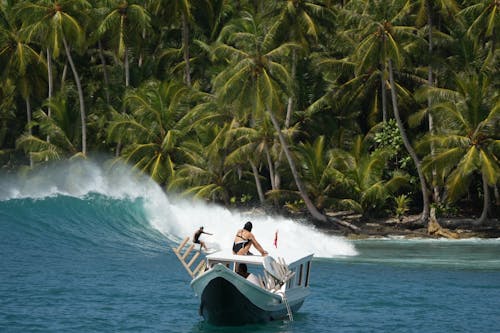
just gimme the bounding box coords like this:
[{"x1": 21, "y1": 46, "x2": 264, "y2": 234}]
[{"x1": 0, "y1": 0, "x2": 498, "y2": 227}]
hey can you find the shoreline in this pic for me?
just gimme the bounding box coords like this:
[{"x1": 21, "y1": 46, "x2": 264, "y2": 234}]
[{"x1": 325, "y1": 214, "x2": 500, "y2": 240}]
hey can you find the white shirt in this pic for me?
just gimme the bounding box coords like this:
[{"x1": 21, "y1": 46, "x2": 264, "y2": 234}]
[{"x1": 247, "y1": 273, "x2": 260, "y2": 286}]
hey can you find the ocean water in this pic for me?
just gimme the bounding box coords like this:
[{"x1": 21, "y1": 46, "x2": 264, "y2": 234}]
[{"x1": 1, "y1": 161, "x2": 499, "y2": 332}]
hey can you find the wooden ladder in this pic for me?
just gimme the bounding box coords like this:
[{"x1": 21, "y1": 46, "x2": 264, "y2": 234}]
[{"x1": 172, "y1": 237, "x2": 206, "y2": 278}]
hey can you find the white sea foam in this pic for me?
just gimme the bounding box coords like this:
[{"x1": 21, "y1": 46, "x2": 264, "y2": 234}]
[
  {"x1": 146, "y1": 197, "x2": 358, "y2": 258},
  {"x1": 0, "y1": 159, "x2": 358, "y2": 258}
]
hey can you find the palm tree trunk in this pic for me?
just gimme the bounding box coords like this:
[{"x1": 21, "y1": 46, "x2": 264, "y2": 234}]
[
  {"x1": 477, "y1": 173, "x2": 490, "y2": 224},
  {"x1": 46, "y1": 48, "x2": 53, "y2": 118},
  {"x1": 427, "y1": 7, "x2": 440, "y2": 204},
  {"x1": 62, "y1": 36, "x2": 87, "y2": 155},
  {"x1": 285, "y1": 50, "x2": 297, "y2": 128},
  {"x1": 268, "y1": 109, "x2": 359, "y2": 231},
  {"x1": 264, "y1": 143, "x2": 280, "y2": 207},
  {"x1": 98, "y1": 40, "x2": 110, "y2": 104},
  {"x1": 268, "y1": 109, "x2": 322, "y2": 218},
  {"x1": 182, "y1": 12, "x2": 191, "y2": 87},
  {"x1": 125, "y1": 49, "x2": 130, "y2": 87},
  {"x1": 264, "y1": 144, "x2": 276, "y2": 190},
  {"x1": 25, "y1": 96, "x2": 33, "y2": 168},
  {"x1": 46, "y1": 48, "x2": 53, "y2": 146},
  {"x1": 495, "y1": 185, "x2": 500, "y2": 205},
  {"x1": 388, "y1": 60, "x2": 429, "y2": 222},
  {"x1": 381, "y1": 64, "x2": 387, "y2": 122},
  {"x1": 61, "y1": 62, "x2": 68, "y2": 89},
  {"x1": 138, "y1": 29, "x2": 146, "y2": 67},
  {"x1": 250, "y1": 160, "x2": 265, "y2": 204},
  {"x1": 116, "y1": 46, "x2": 128, "y2": 156}
]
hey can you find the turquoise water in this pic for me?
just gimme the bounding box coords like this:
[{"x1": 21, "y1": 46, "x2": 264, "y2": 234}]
[{"x1": 1, "y1": 161, "x2": 500, "y2": 332}]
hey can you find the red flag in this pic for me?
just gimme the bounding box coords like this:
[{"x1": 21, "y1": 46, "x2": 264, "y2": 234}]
[{"x1": 273, "y1": 230, "x2": 278, "y2": 248}]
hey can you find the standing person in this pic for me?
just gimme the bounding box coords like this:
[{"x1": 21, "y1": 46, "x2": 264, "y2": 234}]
[
  {"x1": 232, "y1": 221, "x2": 268, "y2": 256},
  {"x1": 193, "y1": 226, "x2": 212, "y2": 251}
]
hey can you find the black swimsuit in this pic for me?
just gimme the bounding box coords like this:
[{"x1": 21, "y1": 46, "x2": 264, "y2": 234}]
[
  {"x1": 232, "y1": 232, "x2": 250, "y2": 253},
  {"x1": 193, "y1": 230, "x2": 202, "y2": 244}
]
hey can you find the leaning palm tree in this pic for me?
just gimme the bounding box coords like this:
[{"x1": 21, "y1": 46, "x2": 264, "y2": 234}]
[
  {"x1": 353, "y1": 0, "x2": 431, "y2": 222},
  {"x1": 419, "y1": 71, "x2": 499, "y2": 224},
  {"x1": 213, "y1": 11, "x2": 359, "y2": 230},
  {"x1": 17, "y1": 0, "x2": 91, "y2": 155}
]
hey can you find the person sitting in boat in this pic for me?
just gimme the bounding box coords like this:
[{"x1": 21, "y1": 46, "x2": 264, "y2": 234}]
[
  {"x1": 193, "y1": 226, "x2": 212, "y2": 251},
  {"x1": 236, "y1": 263, "x2": 260, "y2": 286},
  {"x1": 232, "y1": 221, "x2": 268, "y2": 256}
]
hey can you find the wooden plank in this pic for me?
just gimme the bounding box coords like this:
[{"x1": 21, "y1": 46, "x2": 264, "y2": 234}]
[
  {"x1": 173, "y1": 249, "x2": 195, "y2": 278},
  {"x1": 176, "y1": 237, "x2": 190, "y2": 253},
  {"x1": 171, "y1": 236, "x2": 208, "y2": 279},
  {"x1": 187, "y1": 251, "x2": 200, "y2": 268},
  {"x1": 192, "y1": 260, "x2": 206, "y2": 276},
  {"x1": 182, "y1": 244, "x2": 195, "y2": 260}
]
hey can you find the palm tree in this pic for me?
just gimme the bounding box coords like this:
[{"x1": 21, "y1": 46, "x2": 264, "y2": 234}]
[
  {"x1": 16, "y1": 92, "x2": 82, "y2": 161},
  {"x1": 213, "y1": 11, "x2": 359, "y2": 230},
  {"x1": 212, "y1": 12, "x2": 297, "y2": 194},
  {"x1": 149, "y1": 0, "x2": 194, "y2": 86},
  {"x1": 0, "y1": 7, "x2": 47, "y2": 167},
  {"x1": 169, "y1": 122, "x2": 241, "y2": 205},
  {"x1": 353, "y1": 0, "x2": 431, "y2": 222},
  {"x1": 0, "y1": 79, "x2": 16, "y2": 163},
  {"x1": 212, "y1": 11, "x2": 295, "y2": 161},
  {"x1": 97, "y1": 0, "x2": 150, "y2": 88},
  {"x1": 17, "y1": 0, "x2": 91, "y2": 155},
  {"x1": 107, "y1": 79, "x2": 191, "y2": 185},
  {"x1": 419, "y1": 71, "x2": 499, "y2": 224},
  {"x1": 267, "y1": 0, "x2": 334, "y2": 126},
  {"x1": 293, "y1": 136, "x2": 345, "y2": 211},
  {"x1": 413, "y1": 0, "x2": 460, "y2": 203},
  {"x1": 265, "y1": 1, "x2": 335, "y2": 202},
  {"x1": 225, "y1": 118, "x2": 289, "y2": 205}
]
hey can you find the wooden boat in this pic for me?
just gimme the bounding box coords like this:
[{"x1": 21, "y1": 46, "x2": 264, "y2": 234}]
[{"x1": 173, "y1": 238, "x2": 313, "y2": 326}]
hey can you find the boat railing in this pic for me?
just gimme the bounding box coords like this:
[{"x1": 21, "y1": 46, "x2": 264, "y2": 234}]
[{"x1": 263, "y1": 257, "x2": 295, "y2": 291}]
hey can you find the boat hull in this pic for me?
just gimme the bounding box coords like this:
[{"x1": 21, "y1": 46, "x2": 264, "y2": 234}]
[
  {"x1": 191, "y1": 264, "x2": 309, "y2": 326},
  {"x1": 200, "y1": 277, "x2": 304, "y2": 325}
]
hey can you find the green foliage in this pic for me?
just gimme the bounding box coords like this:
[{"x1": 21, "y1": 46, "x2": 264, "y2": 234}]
[
  {"x1": 432, "y1": 202, "x2": 459, "y2": 218},
  {"x1": 374, "y1": 119, "x2": 403, "y2": 154},
  {"x1": 421, "y1": 71, "x2": 499, "y2": 203},
  {"x1": 329, "y1": 135, "x2": 410, "y2": 217},
  {"x1": 230, "y1": 194, "x2": 253, "y2": 205},
  {"x1": 284, "y1": 199, "x2": 305, "y2": 213},
  {"x1": 108, "y1": 79, "x2": 191, "y2": 185},
  {"x1": 394, "y1": 194, "x2": 411, "y2": 221},
  {"x1": 0, "y1": 0, "x2": 498, "y2": 220}
]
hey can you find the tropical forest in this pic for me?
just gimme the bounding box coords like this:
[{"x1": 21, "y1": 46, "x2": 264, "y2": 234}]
[{"x1": 0, "y1": 0, "x2": 498, "y2": 234}]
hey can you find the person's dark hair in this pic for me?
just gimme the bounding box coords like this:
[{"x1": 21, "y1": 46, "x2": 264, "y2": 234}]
[
  {"x1": 200, "y1": 226, "x2": 204, "y2": 230},
  {"x1": 243, "y1": 221, "x2": 252, "y2": 231},
  {"x1": 238, "y1": 263, "x2": 248, "y2": 273}
]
